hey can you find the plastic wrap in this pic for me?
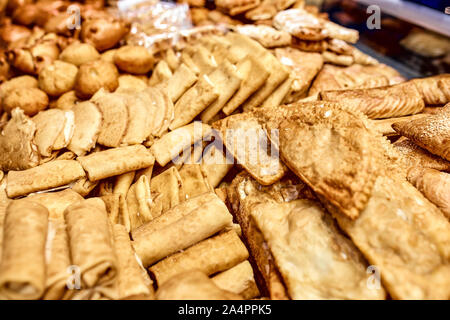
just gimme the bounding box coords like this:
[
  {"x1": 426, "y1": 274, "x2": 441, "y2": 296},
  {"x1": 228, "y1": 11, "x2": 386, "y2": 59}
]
[{"x1": 111, "y1": 0, "x2": 227, "y2": 54}]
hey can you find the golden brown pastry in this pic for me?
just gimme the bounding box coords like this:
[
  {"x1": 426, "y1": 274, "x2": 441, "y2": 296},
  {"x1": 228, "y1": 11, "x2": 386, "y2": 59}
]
[
  {"x1": 0, "y1": 199, "x2": 48, "y2": 300},
  {"x1": 149, "y1": 230, "x2": 248, "y2": 286},
  {"x1": 393, "y1": 138, "x2": 450, "y2": 172},
  {"x1": 64, "y1": 198, "x2": 118, "y2": 291},
  {"x1": 132, "y1": 192, "x2": 232, "y2": 267},
  {"x1": 275, "y1": 47, "x2": 323, "y2": 102},
  {"x1": 235, "y1": 24, "x2": 292, "y2": 48},
  {"x1": 392, "y1": 104, "x2": 450, "y2": 161},
  {"x1": 75, "y1": 60, "x2": 119, "y2": 99},
  {"x1": 211, "y1": 260, "x2": 260, "y2": 300},
  {"x1": 81, "y1": 16, "x2": 129, "y2": 52},
  {"x1": 0, "y1": 108, "x2": 40, "y2": 171},
  {"x1": 213, "y1": 113, "x2": 288, "y2": 185},
  {"x1": 412, "y1": 74, "x2": 450, "y2": 105},
  {"x1": 59, "y1": 42, "x2": 101, "y2": 67},
  {"x1": 77, "y1": 145, "x2": 155, "y2": 182},
  {"x1": 6, "y1": 160, "x2": 85, "y2": 198},
  {"x1": 333, "y1": 174, "x2": 450, "y2": 299},
  {"x1": 273, "y1": 8, "x2": 328, "y2": 41},
  {"x1": 2, "y1": 87, "x2": 48, "y2": 116},
  {"x1": 320, "y1": 82, "x2": 425, "y2": 119},
  {"x1": 113, "y1": 45, "x2": 155, "y2": 75},
  {"x1": 113, "y1": 224, "x2": 154, "y2": 300},
  {"x1": 407, "y1": 167, "x2": 450, "y2": 219},
  {"x1": 243, "y1": 182, "x2": 385, "y2": 299},
  {"x1": 67, "y1": 101, "x2": 102, "y2": 156},
  {"x1": 253, "y1": 102, "x2": 383, "y2": 219}
]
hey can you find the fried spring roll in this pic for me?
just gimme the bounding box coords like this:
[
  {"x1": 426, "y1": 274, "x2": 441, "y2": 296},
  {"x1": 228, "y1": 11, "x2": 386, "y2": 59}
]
[
  {"x1": 77, "y1": 145, "x2": 155, "y2": 181},
  {"x1": 6, "y1": 160, "x2": 85, "y2": 198},
  {"x1": 170, "y1": 74, "x2": 219, "y2": 130},
  {"x1": 132, "y1": 192, "x2": 219, "y2": 240},
  {"x1": 212, "y1": 260, "x2": 260, "y2": 300},
  {"x1": 43, "y1": 220, "x2": 71, "y2": 300},
  {"x1": 150, "y1": 122, "x2": 212, "y2": 167},
  {"x1": 113, "y1": 171, "x2": 135, "y2": 197},
  {"x1": 200, "y1": 60, "x2": 242, "y2": 123},
  {"x1": 27, "y1": 189, "x2": 83, "y2": 220},
  {"x1": 0, "y1": 200, "x2": 48, "y2": 300},
  {"x1": 201, "y1": 144, "x2": 234, "y2": 188},
  {"x1": 132, "y1": 194, "x2": 233, "y2": 267},
  {"x1": 101, "y1": 194, "x2": 121, "y2": 224},
  {"x1": 127, "y1": 175, "x2": 153, "y2": 230},
  {"x1": 150, "y1": 167, "x2": 185, "y2": 218},
  {"x1": 150, "y1": 230, "x2": 248, "y2": 285},
  {"x1": 64, "y1": 198, "x2": 117, "y2": 288},
  {"x1": 166, "y1": 63, "x2": 198, "y2": 103},
  {"x1": 113, "y1": 224, "x2": 154, "y2": 300}
]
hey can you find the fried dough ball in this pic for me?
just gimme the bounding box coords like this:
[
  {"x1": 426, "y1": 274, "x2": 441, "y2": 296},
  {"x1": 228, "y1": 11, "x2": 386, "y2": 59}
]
[
  {"x1": 116, "y1": 74, "x2": 148, "y2": 93},
  {"x1": 0, "y1": 23, "x2": 31, "y2": 44},
  {"x1": 81, "y1": 17, "x2": 129, "y2": 52},
  {"x1": 3, "y1": 87, "x2": 48, "y2": 116},
  {"x1": 100, "y1": 49, "x2": 116, "y2": 63},
  {"x1": 54, "y1": 90, "x2": 81, "y2": 110},
  {"x1": 0, "y1": 75, "x2": 38, "y2": 104},
  {"x1": 8, "y1": 39, "x2": 60, "y2": 75},
  {"x1": 114, "y1": 45, "x2": 155, "y2": 74},
  {"x1": 38, "y1": 60, "x2": 78, "y2": 96},
  {"x1": 44, "y1": 12, "x2": 74, "y2": 37},
  {"x1": 12, "y1": 4, "x2": 38, "y2": 26},
  {"x1": 75, "y1": 59, "x2": 119, "y2": 98},
  {"x1": 60, "y1": 42, "x2": 100, "y2": 66},
  {"x1": 34, "y1": 0, "x2": 69, "y2": 28}
]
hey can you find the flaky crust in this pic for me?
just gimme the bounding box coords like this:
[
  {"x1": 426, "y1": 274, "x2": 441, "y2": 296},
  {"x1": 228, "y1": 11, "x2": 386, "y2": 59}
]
[
  {"x1": 253, "y1": 102, "x2": 383, "y2": 219},
  {"x1": 320, "y1": 82, "x2": 425, "y2": 119},
  {"x1": 392, "y1": 104, "x2": 450, "y2": 161}
]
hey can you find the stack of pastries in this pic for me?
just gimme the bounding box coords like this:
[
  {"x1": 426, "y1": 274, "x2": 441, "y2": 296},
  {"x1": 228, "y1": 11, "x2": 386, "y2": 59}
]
[{"x1": 0, "y1": 0, "x2": 448, "y2": 300}]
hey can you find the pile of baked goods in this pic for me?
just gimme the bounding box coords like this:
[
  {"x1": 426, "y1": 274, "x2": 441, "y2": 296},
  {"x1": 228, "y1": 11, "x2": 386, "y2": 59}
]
[{"x1": 0, "y1": 0, "x2": 449, "y2": 300}]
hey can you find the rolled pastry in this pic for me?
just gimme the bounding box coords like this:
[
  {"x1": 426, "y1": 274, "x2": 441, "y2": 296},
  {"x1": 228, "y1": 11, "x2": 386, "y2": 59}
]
[
  {"x1": 113, "y1": 224, "x2": 154, "y2": 300},
  {"x1": 127, "y1": 175, "x2": 153, "y2": 230},
  {"x1": 77, "y1": 145, "x2": 155, "y2": 181},
  {"x1": 113, "y1": 171, "x2": 135, "y2": 197},
  {"x1": 169, "y1": 74, "x2": 219, "y2": 130},
  {"x1": 6, "y1": 160, "x2": 85, "y2": 198},
  {"x1": 131, "y1": 192, "x2": 220, "y2": 240},
  {"x1": 43, "y1": 220, "x2": 72, "y2": 300},
  {"x1": 64, "y1": 198, "x2": 117, "y2": 288},
  {"x1": 132, "y1": 193, "x2": 233, "y2": 267},
  {"x1": 212, "y1": 260, "x2": 260, "y2": 300},
  {"x1": 27, "y1": 189, "x2": 83, "y2": 220},
  {"x1": 150, "y1": 122, "x2": 212, "y2": 167},
  {"x1": 149, "y1": 230, "x2": 248, "y2": 285},
  {"x1": 0, "y1": 200, "x2": 48, "y2": 300},
  {"x1": 150, "y1": 167, "x2": 185, "y2": 217}
]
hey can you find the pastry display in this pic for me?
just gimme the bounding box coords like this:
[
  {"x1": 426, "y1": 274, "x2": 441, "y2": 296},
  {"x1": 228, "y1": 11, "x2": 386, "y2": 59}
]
[{"x1": 0, "y1": 0, "x2": 449, "y2": 301}]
